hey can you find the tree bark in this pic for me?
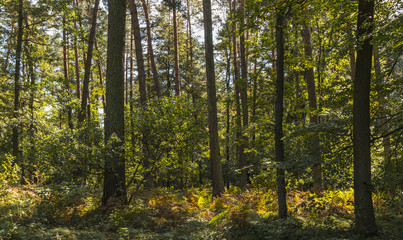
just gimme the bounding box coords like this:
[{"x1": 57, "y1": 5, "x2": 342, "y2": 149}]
[
  {"x1": 94, "y1": 38, "x2": 105, "y2": 110},
  {"x1": 239, "y1": 0, "x2": 249, "y2": 188},
  {"x1": 102, "y1": 0, "x2": 127, "y2": 206},
  {"x1": 353, "y1": 0, "x2": 377, "y2": 235},
  {"x1": 140, "y1": 0, "x2": 160, "y2": 97},
  {"x1": 63, "y1": 18, "x2": 74, "y2": 129},
  {"x1": 73, "y1": 0, "x2": 81, "y2": 100},
  {"x1": 13, "y1": 0, "x2": 23, "y2": 175},
  {"x1": 173, "y1": 3, "x2": 181, "y2": 96},
  {"x1": 275, "y1": 10, "x2": 287, "y2": 219},
  {"x1": 230, "y1": 0, "x2": 246, "y2": 188},
  {"x1": 23, "y1": 14, "x2": 35, "y2": 183},
  {"x1": 301, "y1": 23, "x2": 323, "y2": 195},
  {"x1": 78, "y1": 0, "x2": 100, "y2": 123},
  {"x1": 186, "y1": 0, "x2": 195, "y2": 98},
  {"x1": 203, "y1": 0, "x2": 224, "y2": 198},
  {"x1": 129, "y1": 0, "x2": 147, "y2": 107}
]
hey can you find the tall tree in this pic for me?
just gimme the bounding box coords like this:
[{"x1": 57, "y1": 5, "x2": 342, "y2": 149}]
[
  {"x1": 203, "y1": 0, "x2": 224, "y2": 198},
  {"x1": 62, "y1": 17, "x2": 73, "y2": 129},
  {"x1": 129, "y1": 0, "x2": 152, "y2": 187},
  {"x1": 353, "y1": 0, "x2": 377, "y2": 235},
  {"x1": 129, "y1": 0, "x2": 147, "y2": 107},
  {"x1": 239, "y1": 0, "x2": 249, "y2": 188},
  {"x1": 230, "y1": 0, "x2": 246, "y2": 188},
  {"x1": 301, "y1": 22, "x2": 323, "y2": 195},
  {"x1": 172, "y1": 0, "x2": 181, "y2": 96},
  {"x1": 102, "y1": 0, "x2": 127, "y2": 206},
  {"x1": 78, "y1": 0, "x2": 100, "y2": 123},
  {"x1": 73, "y1": 0, "x2": 81, "y2": 100},
  {"x1": 140, "y1": 0, "x2": 160, "y2": 97},
  {"x1": 13, "y1": 0, "x2": 24, "y2": 180},
  {"x1": 275, "y1": 9, "x2": 287, "y2": 219}
]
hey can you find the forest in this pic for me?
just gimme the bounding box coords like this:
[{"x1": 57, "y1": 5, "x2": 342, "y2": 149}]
[{"x1": 0, "y1": 0, "x2": 402, "y2": 239}]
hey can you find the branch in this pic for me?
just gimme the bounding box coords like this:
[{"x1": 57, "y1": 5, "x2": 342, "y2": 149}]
[{"x1": 371, "y1": 126, "x2": 403, "y2": 142}]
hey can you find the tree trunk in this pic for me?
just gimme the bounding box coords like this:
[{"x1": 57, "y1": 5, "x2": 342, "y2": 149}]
[
  {"x1": 353, "y1": 0, "x2": 377, "y2": 235},
  {"x1": 203, "y1": 0, "x2": 224, "y2": 198},
  {"x1": 275, "y1": 10, "x2": 287, "y2": 219},
  {"x1": 23, "y1": 14, "x2": 36, "y2": 183},
  {"x1": 78, "y1": 0, "x2": 100, "y2": 123},
  {"x1": 140, "y1": 0, "x2": 160, "y2": 97},
  {"x1": 129, "y1": 0, "x2": 147, "y2": 107},
  {"x1": 94, "y1": 38, "x2": 105, "y2": 110},
  {"x1": 73, "y1": 0, "x2": 81, "y2": 100},
  {"x1": 129, "y1": 0, "x2": 152, "y2": 188},
  {"x1": 230, "y1": 0, "x2": 246, "y2": 188},
  {"x1": 13, "y1": 0, "x2": 23, "y2": 178},
  {"x1": 173, "y1": 4, "x2": 181, "y2": 96},
  {"x1": 63, "y1": 18, "x2": 74, "y2": 129},
  {"x1": 239, "y1": 0, "x2": 249, "y2": 188},
  {"x1": 301, "y1": 23, "x2": 323, "y2": 195},
  {"x1": 102, "y1": 0, "x2": 127, "y2": 206},
  {"x1": 186, "y1": 0, "x2": 195, "y2": 98}
]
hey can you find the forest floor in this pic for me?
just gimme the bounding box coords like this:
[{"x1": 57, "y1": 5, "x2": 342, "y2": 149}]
[{"x1": 0, "y1": 183, "x2": 402, "y2": 240}]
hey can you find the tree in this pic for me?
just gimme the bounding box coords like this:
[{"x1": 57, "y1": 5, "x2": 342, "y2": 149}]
[
  {"x1": 129, "y1": 0, "x2": 147, "y2": 107},
  {"x1": 171, "y1": 0, "x2": 181, "y2": 96},
  {"x1": 13, "y1": 0, "x2": 23, "y2": 182},
  {"x1": 230, "y1": 0, "x2": 245, "y2": 188},
  {"x1": 78, "y1": 0, "x2": 100, "y2": 123},
  {"x1": 239, "y1": 0, "x2": 249, "y2": 188},
  {"x1": 353, "y1": 0, "x2": 377, "y2": 235},
  {"x1": 102, "y1": 0, "x2": 127, "y2": 205},
  {"x1": 275, "y1": 9, "x2": 287, "y2": 219},
  {"x1": 62, "y1": 16, "x2": 73, "y2": 129},
  {"x1": 140, "y1": 0, "x2": 160, "y2": 97},
  {"x1": 73, "y1": 0, "x2": 81, "y2": 100},
  {"x1": 301, "y1": 22, "x2": 323, "y2": 195},
  {"x1": 203, "y1": 0, "x2": 224, "y2": 197}
]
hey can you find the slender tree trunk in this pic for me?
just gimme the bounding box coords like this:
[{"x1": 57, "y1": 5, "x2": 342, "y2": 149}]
[
  {"x1": 102, "y1": 0, "x2": 127, "y2": 206},
  {"x1": 63, "y1": 18, "x2": 74, "y2": 129},
  {"x1": 252, "y1": 53, "x2": 259, "y2": 138},
  {"x1": 23, "y1": 14, "x2": 36, "y2": 183},
  {"x1": 230, "y1": 0, "x2": 246, "y2": 188},
  {"x1": 353, "y1": 0, "x2": 377, "y2": 235},
  {"x1": 125, "y1": 51, "x2": 129, "y2": 105},
  {"x1": 275, "y1": 10, "x2": 287, "y2": 219},
  {"x1": 225, "y1": 50, "x2": 231, "y2": 187},
  {"x1": 186, "y1": 0, "x2": 195, "y2": 98},
  {"x1": 140, "y1": 0, "x2": 160, "y2": 97},
  {"x1": 239, "y1": 0, "x2": 249, "y2": 188},
  {"x1": 129, "y1": 0, "x2": 147, "y2": 107},
  {"x1": 301, "y1": 23, "x2": 323, "y2": 195},
  {"x1": 73, "y1": 0, "x2": 81, "y2": 100},
  {"x1": 94, "y1": 38, "x2": 105, "y2": 110},
  {"x1": 203, "y1": 0, "x2": 224, "y2": 198},
  {"x1": 129, "y1": 0, "x2": 152, "y2": 188},
  {"x1": 13, "y1": 0, "x2": 23, "y2": 178},
  {"x1": 173, "y1": 4, "x2": 181, "y2": 96},
  {"x1": 78, "y1": 0, "x2": 100, "y2": 123}
]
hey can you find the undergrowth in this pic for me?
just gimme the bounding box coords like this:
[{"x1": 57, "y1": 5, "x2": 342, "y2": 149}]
[{"x1": 0, "y1": 183, "x2": 402, "y2": 239}]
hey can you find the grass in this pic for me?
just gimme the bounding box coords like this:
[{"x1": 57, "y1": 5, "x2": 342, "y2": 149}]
[{"x1": 0, "y1": 183, "x2": 402, "y2": 239}]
